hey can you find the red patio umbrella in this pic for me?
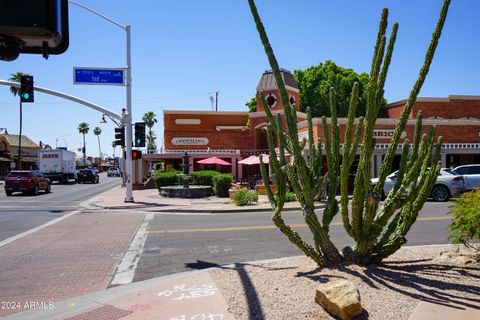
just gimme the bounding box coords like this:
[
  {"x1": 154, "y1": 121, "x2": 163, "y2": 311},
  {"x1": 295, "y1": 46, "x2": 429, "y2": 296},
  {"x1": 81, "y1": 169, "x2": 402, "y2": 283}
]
[
  {"x1": 238, "y1": 154, "x2": 269, "y2": 165},
  {"x1": 197, "y1": 157, "x2": 232, "y2": 166}
]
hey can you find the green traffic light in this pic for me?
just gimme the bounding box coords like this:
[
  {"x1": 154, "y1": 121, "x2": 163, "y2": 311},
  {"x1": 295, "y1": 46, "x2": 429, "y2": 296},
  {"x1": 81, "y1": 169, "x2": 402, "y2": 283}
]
[{"x1": 23, "y1": 93, "x2": 29, "y2": 99}]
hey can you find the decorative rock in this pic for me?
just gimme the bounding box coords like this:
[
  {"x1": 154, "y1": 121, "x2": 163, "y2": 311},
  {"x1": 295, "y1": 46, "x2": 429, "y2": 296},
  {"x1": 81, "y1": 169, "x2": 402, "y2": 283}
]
[
  {"x1": 315, "y1": 279, "x2": 363, "y2": 320},
  {"x1": 434, "y1": 249, "x2": 479, "y2": 266}
]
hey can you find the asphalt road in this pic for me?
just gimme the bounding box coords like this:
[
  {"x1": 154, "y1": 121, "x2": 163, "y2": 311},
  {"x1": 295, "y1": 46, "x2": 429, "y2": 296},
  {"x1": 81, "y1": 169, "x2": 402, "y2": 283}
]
[
  {"x1": 0, "y1": 172, "x2": 121, "y2": 241},
  {"x1": 134, "y1": 201, "x2": 454, "y2": 281}
]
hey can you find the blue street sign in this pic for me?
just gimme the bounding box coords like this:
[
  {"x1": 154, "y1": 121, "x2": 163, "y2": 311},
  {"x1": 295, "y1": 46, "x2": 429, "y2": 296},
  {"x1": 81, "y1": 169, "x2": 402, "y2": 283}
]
[{"x1": 73, "y1": 67, "x2": 125, "y2": 86}]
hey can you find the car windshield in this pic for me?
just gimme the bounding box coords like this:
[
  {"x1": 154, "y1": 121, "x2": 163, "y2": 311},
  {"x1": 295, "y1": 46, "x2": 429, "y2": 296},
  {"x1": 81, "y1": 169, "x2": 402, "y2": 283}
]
[{"x1": 7, "y1": 172, "x2": 31, "y2": 177}]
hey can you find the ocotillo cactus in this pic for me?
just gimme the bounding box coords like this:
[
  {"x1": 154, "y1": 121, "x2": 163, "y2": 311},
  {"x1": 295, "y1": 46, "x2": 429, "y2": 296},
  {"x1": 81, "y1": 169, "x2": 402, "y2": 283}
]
[
  {"x1": 249, "y1": 0, "x2": 342, "y2": 266},
  {"x1": 343, "y1": 1, "x2": 449, "y2": 264},
  {"x1": 248, "y1": 0, "x2": 450, "y2": 266}
]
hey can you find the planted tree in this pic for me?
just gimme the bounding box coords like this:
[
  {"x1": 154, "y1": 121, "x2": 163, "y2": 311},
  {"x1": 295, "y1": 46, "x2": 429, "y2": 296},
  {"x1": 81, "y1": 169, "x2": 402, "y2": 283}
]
[
  {"x1": 93, "y1": 126, "x2": 102, "y2": 158},
  {"x1": 248, "y1": 0, "x2": 450, "y2": 266},
  {"x1": 9, "y1": 72, "x2": 29, "y2": 170},
  {"x1": 142, "y1": 111, "x2": 158, "y2": 152},
  {"x1": 77, "y1": 122, "x2": 89, "y2": 166}
]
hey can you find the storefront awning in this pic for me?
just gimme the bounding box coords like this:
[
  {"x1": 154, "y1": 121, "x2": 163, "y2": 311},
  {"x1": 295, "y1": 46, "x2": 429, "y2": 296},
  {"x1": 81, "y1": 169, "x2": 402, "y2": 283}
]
[{"x1": 18, "y1": 157, "x2": 37, "y2": 163}]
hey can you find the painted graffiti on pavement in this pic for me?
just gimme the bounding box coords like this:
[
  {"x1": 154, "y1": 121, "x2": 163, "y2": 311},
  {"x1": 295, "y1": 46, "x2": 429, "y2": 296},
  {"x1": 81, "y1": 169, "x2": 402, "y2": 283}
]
[{"x1": 158, "y1": 283, "x2": 218, "y2": 301}]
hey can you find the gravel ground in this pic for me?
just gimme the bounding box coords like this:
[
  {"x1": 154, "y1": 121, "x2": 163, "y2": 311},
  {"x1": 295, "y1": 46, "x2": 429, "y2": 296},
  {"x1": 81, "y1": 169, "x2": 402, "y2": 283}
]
[{"x1": 209, "y1": 244, "x2": 480, "y2": 320}]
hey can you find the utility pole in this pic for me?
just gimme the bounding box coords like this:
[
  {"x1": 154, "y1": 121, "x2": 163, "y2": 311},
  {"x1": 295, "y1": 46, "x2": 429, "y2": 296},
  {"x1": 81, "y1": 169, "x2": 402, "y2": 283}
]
[
  {"x1": 17, "y1": 100, "x2": 22, "y2": 170},
  {"x1": 215, "y1": 91, "x2": 219, "y2": 111}
]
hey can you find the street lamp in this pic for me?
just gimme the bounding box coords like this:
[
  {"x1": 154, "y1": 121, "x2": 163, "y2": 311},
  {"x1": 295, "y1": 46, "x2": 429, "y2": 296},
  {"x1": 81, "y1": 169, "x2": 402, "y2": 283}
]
[
  {"x1": 68, "y1": 1, "x2": 134, "y2": 202},
  {"x1": 100, "y1": 113, "x2": 121, "y2": 126},
  {"x1": 55, "y1": 134, "x2": 71, "y2": 148}
]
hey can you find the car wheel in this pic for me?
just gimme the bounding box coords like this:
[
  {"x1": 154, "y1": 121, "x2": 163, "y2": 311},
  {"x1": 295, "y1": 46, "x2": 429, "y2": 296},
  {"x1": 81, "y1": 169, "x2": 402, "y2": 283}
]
[
  {"x1": 431, "y1": 185, "x2": 449, "y2": 202},
  {"x1": 31, "y1": 185, "x2": 39, "y2": 196},
  {"x1": 380, "y1": 190, "x2": 386, "y2": 200},
  {"x1": 45, "y1": 184, "x2": 51, "y2": 193},
  {"x1": 5, "y1": 190, "x2": 12, "y2": 196}
]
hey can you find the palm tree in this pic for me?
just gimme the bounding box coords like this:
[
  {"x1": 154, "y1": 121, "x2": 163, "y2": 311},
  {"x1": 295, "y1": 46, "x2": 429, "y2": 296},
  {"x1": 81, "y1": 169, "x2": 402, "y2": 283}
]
[
  {"x1": 9, "y1": 72, "x2": 29, "y2": 170},
  {"x1": 93, "y1": 126, "x2": 102, "y2": 158},
  {"x1": 142, "y1": 111, "x2": 157, "y2": 152},
  {"x1": 77, "y1": 122, "x2": 89, "y2": 166}
]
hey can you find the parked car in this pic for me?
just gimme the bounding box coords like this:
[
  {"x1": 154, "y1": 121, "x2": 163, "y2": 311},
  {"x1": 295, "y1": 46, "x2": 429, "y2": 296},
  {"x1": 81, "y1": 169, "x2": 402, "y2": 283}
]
[
  {"x1": 77, "y1": 169, "x2": 99, "y2": 184},
  {"x1": 107, "y1": 167, "x2": 121, "y2": 177},
  {"x1": 451, "y1": 164, "x2": 480, "y2": 191},
  {"x1": 371, "y1": 168, "x2": 465, "y2": 202},
  {"x1": 4, "y1": 170, "x2": 51, "y2": 196}
]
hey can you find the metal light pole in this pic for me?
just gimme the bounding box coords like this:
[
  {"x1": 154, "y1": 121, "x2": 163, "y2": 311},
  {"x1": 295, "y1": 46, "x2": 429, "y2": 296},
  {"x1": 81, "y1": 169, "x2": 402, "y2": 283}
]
[
  {"x1": 56, "y1": 134, "x2": 71, "y2": 148},
  {"x1": 69, "y1": 1, "x2": 133, "y2": 202}
]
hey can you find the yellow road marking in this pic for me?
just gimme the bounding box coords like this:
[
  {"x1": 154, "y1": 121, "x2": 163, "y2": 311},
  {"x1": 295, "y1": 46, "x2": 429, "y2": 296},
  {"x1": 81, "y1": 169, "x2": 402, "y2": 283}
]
[{"x1": 146, "y1": 216, "x2": 452, "y2": 234}]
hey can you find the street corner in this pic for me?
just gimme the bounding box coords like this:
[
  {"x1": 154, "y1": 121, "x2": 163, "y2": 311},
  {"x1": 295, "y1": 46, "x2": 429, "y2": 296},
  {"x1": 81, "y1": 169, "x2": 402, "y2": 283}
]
[{"x1": 66, "y1": 271, "x2": 235, "y2": 320}]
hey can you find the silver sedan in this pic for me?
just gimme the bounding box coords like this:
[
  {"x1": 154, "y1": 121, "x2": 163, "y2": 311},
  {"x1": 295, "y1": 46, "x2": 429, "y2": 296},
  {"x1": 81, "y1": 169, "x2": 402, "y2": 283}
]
[{"x1": 371, "y1": 168, "x2": 465, "y2": 202}]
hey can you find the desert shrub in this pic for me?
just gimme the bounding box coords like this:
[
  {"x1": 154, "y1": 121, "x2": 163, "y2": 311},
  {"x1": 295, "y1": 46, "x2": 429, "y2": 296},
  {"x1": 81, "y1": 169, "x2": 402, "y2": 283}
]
[
  {"x1": 285, "y1": 191, "x2": 297, "y2": 202},
  {"x1": 233, "y1": 188, "x2": 258, "y2": 206},
  {"x1": 191, "y1": 170, "x2": 221, "y2": 186},
  {"x1": 212, "y1": 174, "x2": 233, "y2": 197},
  {"x1": 448, "y1": 190, "x2": 480, "y2": 252},
  {"x1": 153, "y1": 170, "x2": 179, "y2": 188}
]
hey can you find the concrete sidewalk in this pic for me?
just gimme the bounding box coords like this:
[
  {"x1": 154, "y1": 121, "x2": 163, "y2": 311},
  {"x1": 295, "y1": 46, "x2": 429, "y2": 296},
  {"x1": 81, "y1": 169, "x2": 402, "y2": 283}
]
[
  {"x1": 85, "y1": 186, "x2": 324, "y2": 213},
  {"x1": 3, "y1": 269, "x2": 234, "y2": 320}
]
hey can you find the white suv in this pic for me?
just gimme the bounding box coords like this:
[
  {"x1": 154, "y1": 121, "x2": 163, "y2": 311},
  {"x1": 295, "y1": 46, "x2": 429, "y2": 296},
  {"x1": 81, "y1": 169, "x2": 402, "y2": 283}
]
[
  {"x1": 371, "y1": 168, "x2": 465, "y2": 202},
  {"x1": 107, "y1": 167, "x2": 121, "y2": 177},
  {"x1": 452, "y1": 164, "x2": 480, "y2": 191}
]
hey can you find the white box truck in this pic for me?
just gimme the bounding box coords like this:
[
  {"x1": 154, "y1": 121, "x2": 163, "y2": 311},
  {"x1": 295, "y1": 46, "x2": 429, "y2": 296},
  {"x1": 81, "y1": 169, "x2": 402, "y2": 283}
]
[{"x1": 38, "y1": 149, "x2": 77, "y2": 183}]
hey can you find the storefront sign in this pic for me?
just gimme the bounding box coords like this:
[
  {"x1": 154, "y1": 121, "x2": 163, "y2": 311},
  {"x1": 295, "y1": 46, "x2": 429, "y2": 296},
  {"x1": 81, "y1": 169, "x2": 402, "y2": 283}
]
[
  {"x1": 172, "y1": 137, "x2": 209, "y2": 145},
  {"x1": 373, "y1": 130, "x2": 407, "y2": 139},
  {"x1": 42, "y1": 153, "x2": 59, "y2": 158},
  {"x1": 175, "y1": 119, "x2": 201, "y2": 125},
  {"x1": 373, "y1": 130, "x2": 395, "y2": 138}
]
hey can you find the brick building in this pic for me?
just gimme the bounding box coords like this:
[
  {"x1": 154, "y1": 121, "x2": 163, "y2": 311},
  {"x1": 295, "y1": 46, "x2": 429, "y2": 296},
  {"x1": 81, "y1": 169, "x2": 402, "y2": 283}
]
[
  {"x1": 0, "y1": 134, "x2": 41, "y2": 178},
  {"x1": 142, "y1": 69, "x2": 480, "y2": 180}
]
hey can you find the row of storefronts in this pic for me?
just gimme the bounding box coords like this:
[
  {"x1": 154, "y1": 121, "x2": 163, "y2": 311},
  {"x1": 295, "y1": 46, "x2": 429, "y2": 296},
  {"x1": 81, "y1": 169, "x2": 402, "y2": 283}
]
[
  {"x1": 141, "y1": 69, "x2": 480, "y2": 180},
  {"x1": 0, "y1": 134, "x2": 40, "y2": 178}
]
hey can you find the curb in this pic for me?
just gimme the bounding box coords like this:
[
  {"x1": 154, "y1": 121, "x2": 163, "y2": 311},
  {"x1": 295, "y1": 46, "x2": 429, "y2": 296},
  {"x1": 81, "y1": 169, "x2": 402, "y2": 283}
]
[
  {"x1": 88, "y1": 203, "x2": 327, "y2": 214},
  {"x1": 151, "y1": 203, "x2": 326, "y2": 214}
]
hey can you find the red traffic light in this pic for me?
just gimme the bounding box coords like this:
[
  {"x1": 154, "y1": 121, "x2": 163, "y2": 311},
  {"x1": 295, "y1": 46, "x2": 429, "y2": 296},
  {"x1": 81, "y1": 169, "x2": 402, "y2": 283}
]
[{"x1": 132, "y1": 150, "x2": 142, "y2": 160}]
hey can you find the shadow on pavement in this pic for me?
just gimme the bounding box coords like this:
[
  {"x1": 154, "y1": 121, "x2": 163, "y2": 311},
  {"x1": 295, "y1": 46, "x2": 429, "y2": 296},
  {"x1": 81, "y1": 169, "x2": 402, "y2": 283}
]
[{"x1": 185, "y1": 260, "x2": 266, "y2": 320}]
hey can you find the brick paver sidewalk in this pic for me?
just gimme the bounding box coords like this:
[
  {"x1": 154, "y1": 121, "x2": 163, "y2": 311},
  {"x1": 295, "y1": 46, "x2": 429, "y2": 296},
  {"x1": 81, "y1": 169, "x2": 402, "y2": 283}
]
[{"x1": 0, "y1": 210, "x2": 144, "y2": 317}]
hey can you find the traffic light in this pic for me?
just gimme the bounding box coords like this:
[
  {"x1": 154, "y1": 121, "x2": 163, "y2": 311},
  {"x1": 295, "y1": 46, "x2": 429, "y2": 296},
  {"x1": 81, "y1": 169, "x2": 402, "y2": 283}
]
[
  {"x1": 20, "y1": 75, "x2": 34, "y2": 103},
  {"x1": 0, "y1": 0, "x2": 69, "y2": 61},
  {"x1": 114, "y1": 127, "x2": 125, "y2": 147},
  {"x1": 134, "y1": 122, "x2": 146, "y2": 147},
  {"x1": 132, "y1": 149, "x2": 142, "y2": 160}
]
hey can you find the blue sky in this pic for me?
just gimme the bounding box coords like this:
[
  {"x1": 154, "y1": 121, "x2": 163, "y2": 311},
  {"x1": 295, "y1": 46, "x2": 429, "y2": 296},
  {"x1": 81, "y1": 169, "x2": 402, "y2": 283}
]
[{"x1": 1, "y1": 0, "x2": 478, "y2": 158}]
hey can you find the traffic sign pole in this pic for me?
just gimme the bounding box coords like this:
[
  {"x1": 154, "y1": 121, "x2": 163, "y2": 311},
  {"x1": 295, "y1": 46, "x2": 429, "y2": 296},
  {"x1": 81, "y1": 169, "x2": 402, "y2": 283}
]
[
  {"x1": 68, "y1": 1, "x2": 134, "y2": 203},
  {"x1": 124, "y1": 24, "x2": 134, "y2": 202}
]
